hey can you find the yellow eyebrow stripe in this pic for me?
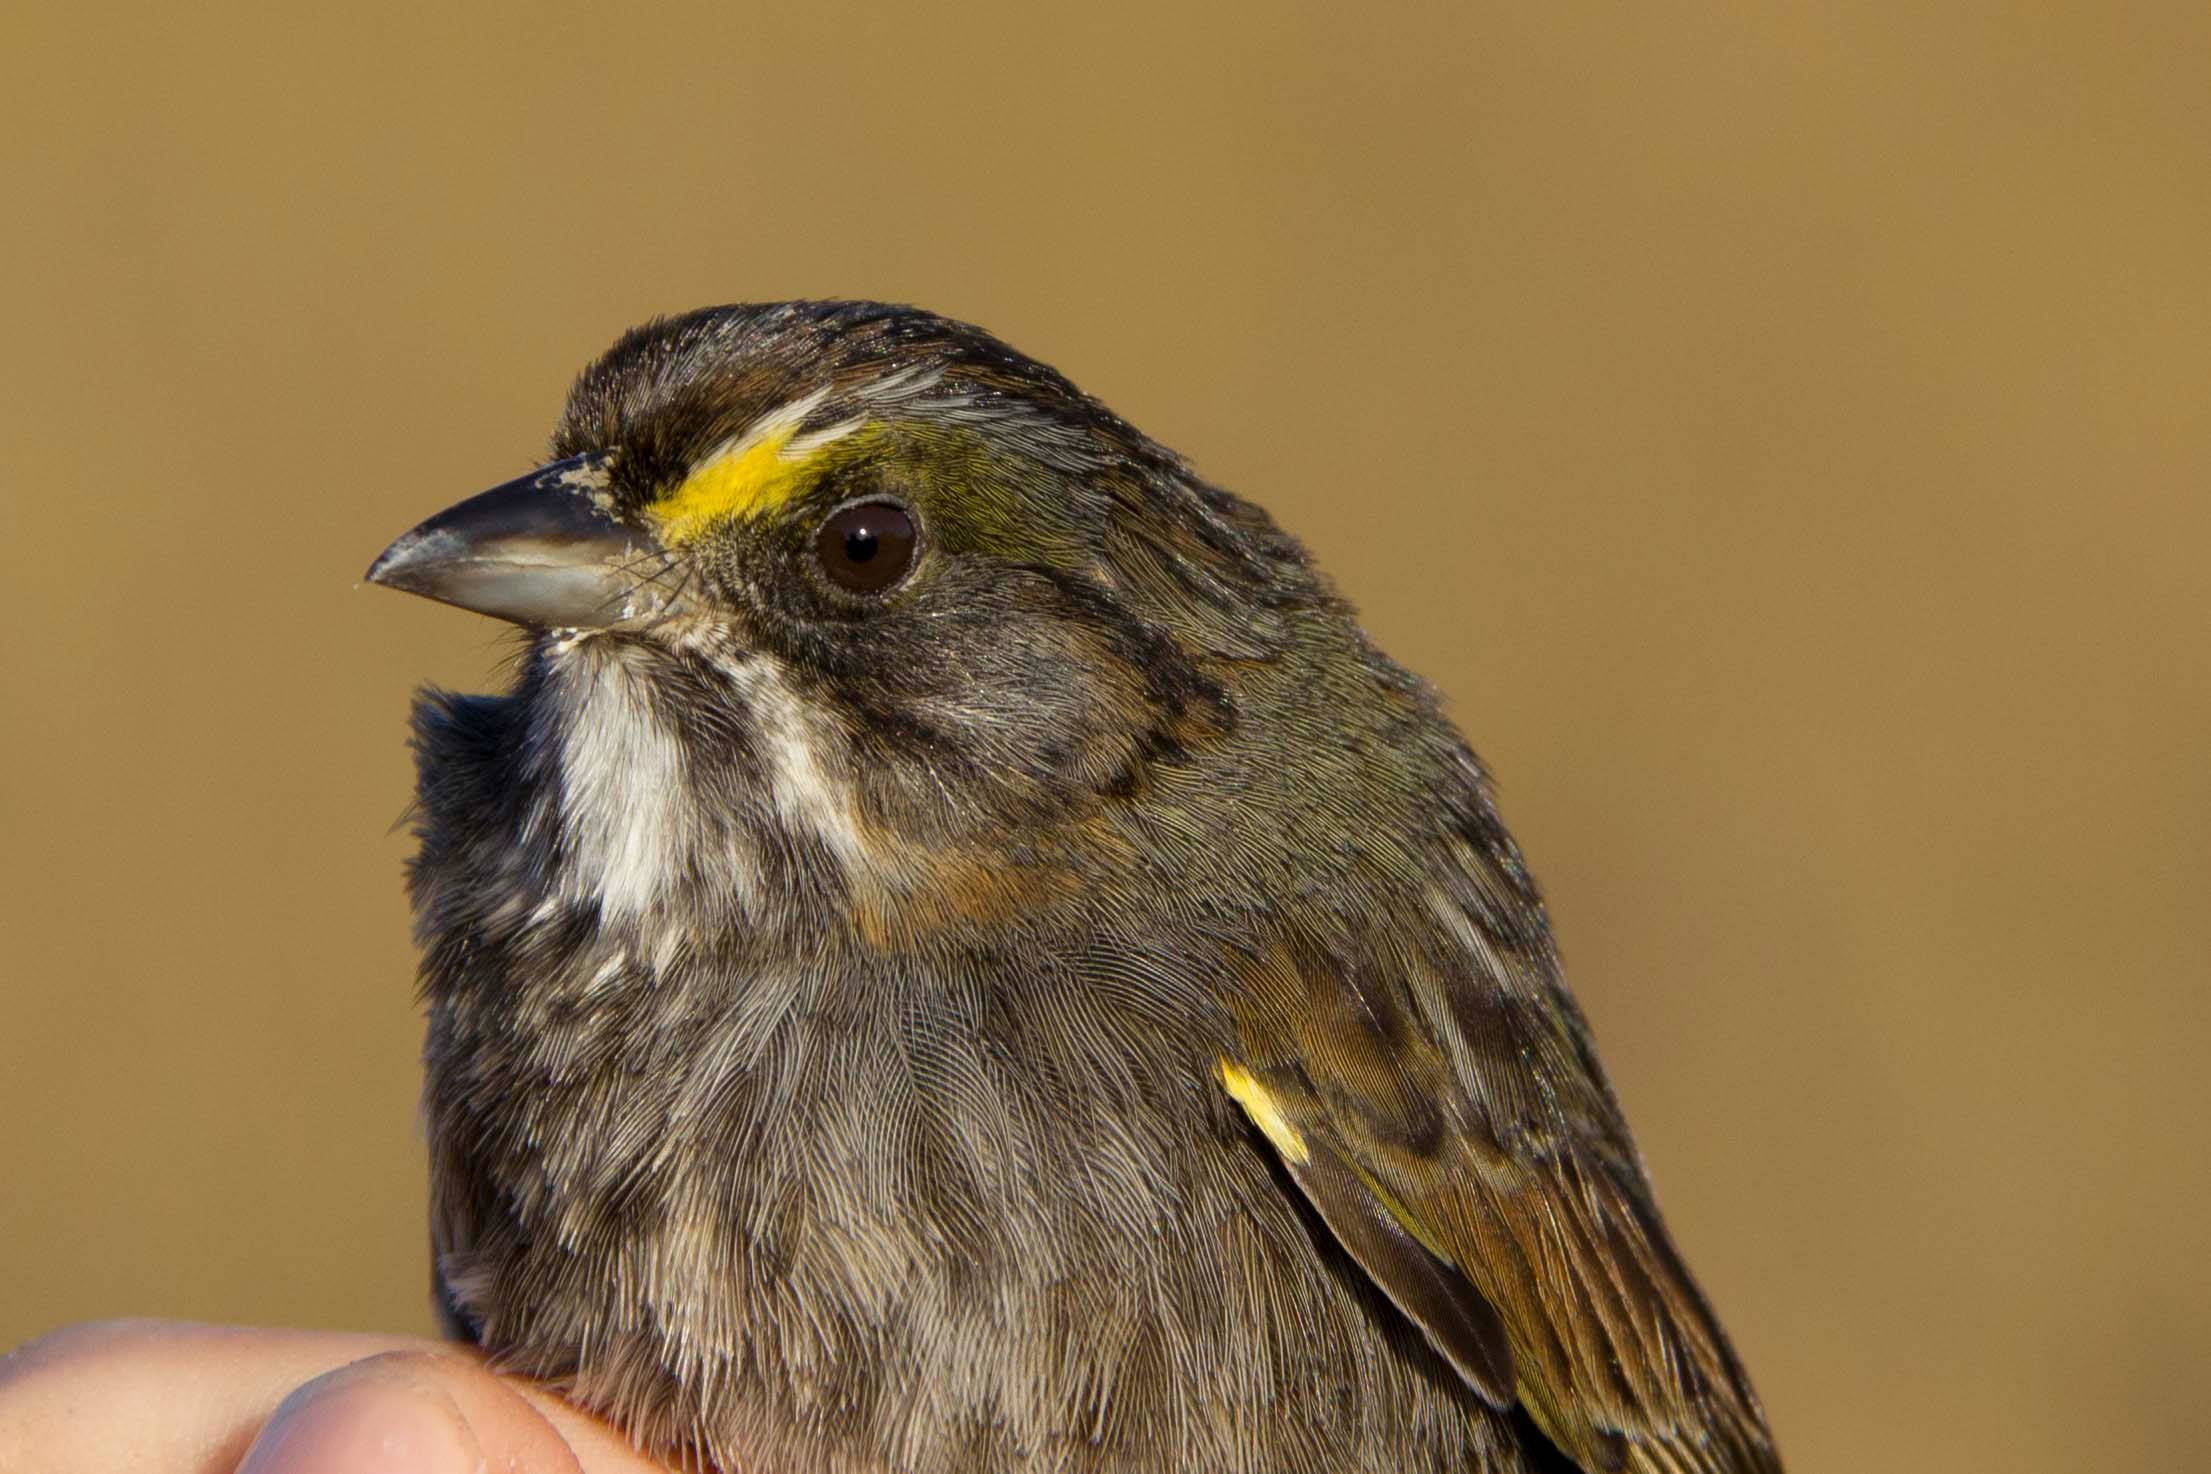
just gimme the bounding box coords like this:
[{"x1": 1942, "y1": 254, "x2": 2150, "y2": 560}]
[
  {"x1": 1218, "y1": 1059, "x2": 1309, "y2": 1165},
  {"x1": 643, "y1": 394, "x2": 857, "y2": 545}
]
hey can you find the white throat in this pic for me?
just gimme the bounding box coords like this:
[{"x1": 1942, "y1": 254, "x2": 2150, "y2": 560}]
[
  {"x1": 541, "y1": 639, "x2": 700, "y2": 924},
  {"x1": 534, "y1": 636, "x2": 877, "y2": 929}
]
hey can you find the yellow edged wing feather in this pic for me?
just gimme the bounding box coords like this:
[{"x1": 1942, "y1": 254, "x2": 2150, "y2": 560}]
[{"x1": 1217, "y1": 924, "x2": 1780, "y2": 1474}]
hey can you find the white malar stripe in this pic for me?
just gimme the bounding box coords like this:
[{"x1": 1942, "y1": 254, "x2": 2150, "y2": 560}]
[
  {"x1": 719, "y1": 651, "x2": 875, "y2": 875},
  {"x1": 541, "y1": 635, "x2": 872, "y2": 931}
]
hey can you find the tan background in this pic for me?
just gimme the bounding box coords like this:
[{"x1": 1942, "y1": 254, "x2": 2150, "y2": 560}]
[{"x1": 3, "y1": 3, "x2": 2206, "y2": 1469}]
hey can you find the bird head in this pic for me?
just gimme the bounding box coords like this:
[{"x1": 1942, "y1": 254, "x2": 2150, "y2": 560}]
[{"x1": 370, "y1": 303, "x2": 1341, "y2": 937}]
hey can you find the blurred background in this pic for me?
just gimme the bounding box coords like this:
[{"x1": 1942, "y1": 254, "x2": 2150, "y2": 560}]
[{"x1": 3, "y1": 3, "x2": 2206, "y2": 1469}]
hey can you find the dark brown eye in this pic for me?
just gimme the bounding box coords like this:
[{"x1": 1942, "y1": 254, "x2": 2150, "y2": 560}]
[{"x1": 814, "y1": 500, "x2": 917, "y2": 594}]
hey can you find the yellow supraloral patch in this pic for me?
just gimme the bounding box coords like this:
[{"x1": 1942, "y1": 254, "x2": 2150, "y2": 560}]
[
  {"x1": 643, "y1": 391, "x2": 858, "y2": 546},
  {"x1": 1218, "y1": 1059, "x2": 1310, "y2": 1165}
]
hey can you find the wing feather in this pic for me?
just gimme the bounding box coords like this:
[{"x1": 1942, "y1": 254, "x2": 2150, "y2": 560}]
[{"x1": 1221, "y1": 910, "x2": 1780, "y2": 1474}]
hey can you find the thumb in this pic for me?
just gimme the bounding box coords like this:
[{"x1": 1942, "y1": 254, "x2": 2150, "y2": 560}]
[{"x1": 234, "y1": 1349, "x2": 656, "y2": 1474}]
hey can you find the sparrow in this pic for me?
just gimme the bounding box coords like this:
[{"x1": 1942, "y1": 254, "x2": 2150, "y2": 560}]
[{"x1": 367, "y1": 301, "x2": 1781, "y2": 1474}]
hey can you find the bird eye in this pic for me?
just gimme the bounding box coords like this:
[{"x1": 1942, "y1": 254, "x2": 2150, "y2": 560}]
[{"x1": 814, "y1": 500, "x2": 918, "y2": 594}]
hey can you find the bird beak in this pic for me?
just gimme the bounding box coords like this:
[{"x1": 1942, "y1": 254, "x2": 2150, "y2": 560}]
[{"x1": 365, "y1": 453, "x2": 675, "y2": 628}]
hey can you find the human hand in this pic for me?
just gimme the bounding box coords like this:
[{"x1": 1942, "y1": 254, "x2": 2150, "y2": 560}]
[{"x1": 0, "y1": 1320, "x2": 675, "y2": 1474}]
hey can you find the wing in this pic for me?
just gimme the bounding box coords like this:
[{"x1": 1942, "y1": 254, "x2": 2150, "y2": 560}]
[{"x1": 1218, "y1": 900, "x2": 1781, "y2": 1474}]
